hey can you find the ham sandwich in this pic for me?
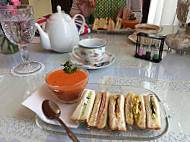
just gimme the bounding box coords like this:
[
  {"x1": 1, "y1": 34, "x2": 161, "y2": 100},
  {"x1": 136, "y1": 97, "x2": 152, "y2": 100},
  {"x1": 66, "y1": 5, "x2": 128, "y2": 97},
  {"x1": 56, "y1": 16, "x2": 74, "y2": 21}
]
[{"x1": 87, "y1": 91, "x2": 110, "y2": 129}]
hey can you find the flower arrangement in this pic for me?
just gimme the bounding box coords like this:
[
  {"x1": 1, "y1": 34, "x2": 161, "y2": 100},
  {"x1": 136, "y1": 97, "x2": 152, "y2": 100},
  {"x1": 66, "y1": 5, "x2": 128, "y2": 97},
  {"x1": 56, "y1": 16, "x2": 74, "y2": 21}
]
[
  {"x1": 0, "y1": 0, "x2": 21, "y2": 6},
  {"x1": 0, "y1": 34, "x2": 19, "y2": 54},
  {"x1": 8, "y1": 0, "x2": 21, "y2": 5},
  {"x1": 0, "y1": 0, "x2": 21, "y2": 54}
]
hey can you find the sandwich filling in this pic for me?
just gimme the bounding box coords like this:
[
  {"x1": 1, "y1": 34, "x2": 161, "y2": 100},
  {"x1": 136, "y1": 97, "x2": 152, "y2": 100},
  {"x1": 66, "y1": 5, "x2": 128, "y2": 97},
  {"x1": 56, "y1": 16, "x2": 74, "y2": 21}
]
[
  {"x1": 79, "y1": 91, "x2": 92, "y2": 121},
  {"x1": 96, "y1": 92, "x2": 106, "y2": 126},
  {"x1": 150, "y1": 95, "x2": 156, "y2": 119},
  {"x1": 130, "y1": 93, "x2": 136, "y2": 120},
  {"x1": 115, "y1": 96, "x2": 119, "y2": 117},
  {"x1": 99, "y1": 18, "x2": 104, "y2": 29},
  {"x1": 133, "y1": 97, "x2": 142, "y2": 122}
]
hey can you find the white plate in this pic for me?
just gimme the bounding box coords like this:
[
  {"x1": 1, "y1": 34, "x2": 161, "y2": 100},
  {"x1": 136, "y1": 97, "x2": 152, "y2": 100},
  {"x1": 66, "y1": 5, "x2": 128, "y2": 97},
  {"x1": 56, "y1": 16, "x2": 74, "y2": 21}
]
[
  {"x1": 128, "y1": 34, "x2": 160, "y2": 45},
  {"x1": 93, "y1": 28, "x2": 134, "y2": 34},
  {"x1": 70, "y1": 51, "x2": 115, "y2": 69}
]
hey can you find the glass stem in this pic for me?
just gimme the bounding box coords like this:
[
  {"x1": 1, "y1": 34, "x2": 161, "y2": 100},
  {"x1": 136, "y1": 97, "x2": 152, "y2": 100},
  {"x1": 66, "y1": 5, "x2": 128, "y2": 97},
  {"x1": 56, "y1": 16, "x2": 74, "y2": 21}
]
[{"x1": 20, "y1": 45, "x2": 30, "y2": 65}]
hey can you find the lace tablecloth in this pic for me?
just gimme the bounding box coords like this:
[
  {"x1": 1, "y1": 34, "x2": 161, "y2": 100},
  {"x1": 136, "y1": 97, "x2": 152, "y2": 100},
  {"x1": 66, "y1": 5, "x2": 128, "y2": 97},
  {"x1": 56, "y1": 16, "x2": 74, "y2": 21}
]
[{"x1": 0, "y1": 25, "x2": 190, "y2": 142}]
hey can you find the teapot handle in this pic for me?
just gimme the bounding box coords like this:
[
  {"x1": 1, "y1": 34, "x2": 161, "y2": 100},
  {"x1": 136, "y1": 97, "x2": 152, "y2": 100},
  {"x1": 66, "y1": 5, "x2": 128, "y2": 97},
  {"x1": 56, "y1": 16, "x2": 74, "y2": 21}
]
[{"x1": 73, "y1": 14, "x2": 85, "y2": 35}]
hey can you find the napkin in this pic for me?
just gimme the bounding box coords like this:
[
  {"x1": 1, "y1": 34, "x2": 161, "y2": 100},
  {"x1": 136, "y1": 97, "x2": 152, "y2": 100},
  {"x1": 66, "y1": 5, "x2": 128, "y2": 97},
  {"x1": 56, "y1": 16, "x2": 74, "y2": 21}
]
[{"x1": 22, "y1": 84, "x2": 79, "y2": 128}]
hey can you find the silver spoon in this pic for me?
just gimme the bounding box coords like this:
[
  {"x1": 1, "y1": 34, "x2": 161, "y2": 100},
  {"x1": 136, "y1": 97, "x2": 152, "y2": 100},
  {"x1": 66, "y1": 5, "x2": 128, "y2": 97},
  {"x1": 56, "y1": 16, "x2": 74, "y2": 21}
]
[{"x1": 42, "y1": 100, "x2": 80, "y2": 142}]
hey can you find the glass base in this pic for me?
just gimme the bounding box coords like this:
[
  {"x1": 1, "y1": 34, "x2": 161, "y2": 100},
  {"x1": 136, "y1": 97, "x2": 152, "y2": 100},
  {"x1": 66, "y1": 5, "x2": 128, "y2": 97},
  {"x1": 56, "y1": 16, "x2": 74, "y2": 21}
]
[{"x1": 13, "y1": 61, "x2": 42, "y2": 75}]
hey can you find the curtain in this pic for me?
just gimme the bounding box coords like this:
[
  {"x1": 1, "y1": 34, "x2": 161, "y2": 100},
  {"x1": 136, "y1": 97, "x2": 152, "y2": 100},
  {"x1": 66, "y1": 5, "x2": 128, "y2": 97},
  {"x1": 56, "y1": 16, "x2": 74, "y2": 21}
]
[{"x1": 147, "y1": 0, "x2": 179, "y2": 25}]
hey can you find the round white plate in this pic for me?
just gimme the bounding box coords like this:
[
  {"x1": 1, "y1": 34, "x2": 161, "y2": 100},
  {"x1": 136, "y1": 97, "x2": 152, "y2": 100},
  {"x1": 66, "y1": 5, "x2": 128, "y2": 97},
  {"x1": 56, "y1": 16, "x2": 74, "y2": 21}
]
[
  {"x1": 70, "y1": 51, "x2": 115, "y2": 69},
  {"x1": 128, "y1": 33, "x2": 159, "y2": 45},
  {"x1": 93, "y1": 28, "x2": 134, "y2": 34}
]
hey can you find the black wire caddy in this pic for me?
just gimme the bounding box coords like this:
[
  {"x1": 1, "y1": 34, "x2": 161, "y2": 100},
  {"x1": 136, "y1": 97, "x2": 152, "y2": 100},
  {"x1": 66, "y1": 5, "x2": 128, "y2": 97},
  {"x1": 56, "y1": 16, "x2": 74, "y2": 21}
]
[{"x1": 135, "y1": 32, "x2": 166, "y2": 63}]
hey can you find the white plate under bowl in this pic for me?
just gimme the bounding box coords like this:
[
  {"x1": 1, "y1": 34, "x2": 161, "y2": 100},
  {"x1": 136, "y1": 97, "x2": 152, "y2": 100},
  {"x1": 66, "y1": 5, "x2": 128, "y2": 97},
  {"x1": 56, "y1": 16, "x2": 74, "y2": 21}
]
[{"x1": 70, "y1": 51, "x2": 115, "y2": 69}]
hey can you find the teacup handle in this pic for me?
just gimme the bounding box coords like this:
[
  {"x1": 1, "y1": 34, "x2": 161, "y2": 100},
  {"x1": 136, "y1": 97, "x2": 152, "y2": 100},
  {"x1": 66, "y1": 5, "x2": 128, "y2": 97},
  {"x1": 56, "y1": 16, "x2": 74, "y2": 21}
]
[
  {"x1": 72, "y1": 46, "x2": 82, "y2": 60},
  {"x1": 73, "y1": 14, "x2": 85, "y2": 35}
]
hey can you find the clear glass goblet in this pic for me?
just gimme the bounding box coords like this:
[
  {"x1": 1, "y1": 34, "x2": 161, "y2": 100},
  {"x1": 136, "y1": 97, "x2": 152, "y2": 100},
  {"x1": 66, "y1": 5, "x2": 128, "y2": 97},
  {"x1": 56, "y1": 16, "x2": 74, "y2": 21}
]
[{"x1": 0, "y1": 5, "x2": 41, "y2": 75}]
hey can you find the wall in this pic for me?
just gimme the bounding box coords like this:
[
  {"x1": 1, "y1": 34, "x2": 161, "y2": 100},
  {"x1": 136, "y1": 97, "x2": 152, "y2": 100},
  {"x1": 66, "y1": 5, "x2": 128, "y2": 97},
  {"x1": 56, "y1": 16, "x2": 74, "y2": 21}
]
[{"x1": 21, "y1": 0, "x2": 52, "y2": 20}]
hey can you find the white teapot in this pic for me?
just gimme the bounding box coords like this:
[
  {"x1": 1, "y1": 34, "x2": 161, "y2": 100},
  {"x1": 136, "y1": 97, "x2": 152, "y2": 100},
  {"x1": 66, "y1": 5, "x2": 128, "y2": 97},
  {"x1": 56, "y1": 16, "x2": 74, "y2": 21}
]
[{"x1": 35, "y1": 5, "x2": 85, "y2": 53}]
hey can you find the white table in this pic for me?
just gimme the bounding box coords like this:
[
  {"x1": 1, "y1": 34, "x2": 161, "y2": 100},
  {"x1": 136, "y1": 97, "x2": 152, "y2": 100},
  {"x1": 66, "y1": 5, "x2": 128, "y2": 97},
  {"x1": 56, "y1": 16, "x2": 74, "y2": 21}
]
[{"x1": 0, "y1": 25, "x2": 190, "y2": 142}]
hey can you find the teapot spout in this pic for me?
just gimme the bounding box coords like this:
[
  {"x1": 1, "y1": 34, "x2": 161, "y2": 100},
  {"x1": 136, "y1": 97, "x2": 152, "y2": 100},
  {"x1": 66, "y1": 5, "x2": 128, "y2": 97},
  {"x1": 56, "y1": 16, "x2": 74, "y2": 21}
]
[{"x1": 35, "y1": 23, "x2": 51, "y2": 50}]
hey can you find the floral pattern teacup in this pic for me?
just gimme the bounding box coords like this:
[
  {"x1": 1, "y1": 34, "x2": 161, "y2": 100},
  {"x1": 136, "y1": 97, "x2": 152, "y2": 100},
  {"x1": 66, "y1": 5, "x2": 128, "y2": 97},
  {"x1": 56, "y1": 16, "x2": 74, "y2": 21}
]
[{"x1": 72, "y1": 38, "x2": 106, "y2": 65}]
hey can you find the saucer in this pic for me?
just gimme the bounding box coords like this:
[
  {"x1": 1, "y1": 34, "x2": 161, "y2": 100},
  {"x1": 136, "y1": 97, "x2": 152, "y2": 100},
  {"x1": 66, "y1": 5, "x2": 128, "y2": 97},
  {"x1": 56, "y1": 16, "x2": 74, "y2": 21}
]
[{"x1": 70, "y1": 51, "x2": 115, "y2": 69}]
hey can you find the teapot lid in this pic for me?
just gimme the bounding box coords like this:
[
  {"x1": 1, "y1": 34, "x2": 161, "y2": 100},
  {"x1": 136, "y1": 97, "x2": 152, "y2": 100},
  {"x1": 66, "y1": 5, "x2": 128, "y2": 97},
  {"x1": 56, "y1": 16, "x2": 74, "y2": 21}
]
[{"x1": 48, "y1": 5, "x2": 71, "y2": 22}]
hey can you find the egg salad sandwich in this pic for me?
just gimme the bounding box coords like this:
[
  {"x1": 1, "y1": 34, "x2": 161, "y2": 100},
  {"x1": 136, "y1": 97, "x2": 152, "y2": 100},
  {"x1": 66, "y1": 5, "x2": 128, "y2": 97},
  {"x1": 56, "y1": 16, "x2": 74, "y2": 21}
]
[
  {"x1": 98, "y1": 18, "x2": 104, "y2": 29},
  {"x1": 109, "y1": 94, "x2": 126, "y2": 132},
  {"x1": 92, "y1": 17, "x2": 109, "y2": 30},
  {"x1": 71, "y1": 90, "x2": 96, "y2": 122},
  {"x1": 125, "y1": 92, "x2": 146, "y2": 129},
  {"x1": 133, "y1": 94, "x2": 146, "y2": 129},
  {"x1": 87, "y1": 91, "x2": 110, "y2": 129},
  {"x1": 144, "y1": 94, "x2": 161, "y2": 130},
  {"x1": 125, "y1": 92, "x2": 136, "y2": 126}
]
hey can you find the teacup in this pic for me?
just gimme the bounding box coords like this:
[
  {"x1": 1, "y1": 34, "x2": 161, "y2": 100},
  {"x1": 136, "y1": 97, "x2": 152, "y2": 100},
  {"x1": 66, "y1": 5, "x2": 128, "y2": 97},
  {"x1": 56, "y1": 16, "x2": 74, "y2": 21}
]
[
  {"x1": 72, "y1": 38, "x2": 106, "y2": 65},
  {"x1": 135, "y1": 24, "x2": 163, "y2": 34}
]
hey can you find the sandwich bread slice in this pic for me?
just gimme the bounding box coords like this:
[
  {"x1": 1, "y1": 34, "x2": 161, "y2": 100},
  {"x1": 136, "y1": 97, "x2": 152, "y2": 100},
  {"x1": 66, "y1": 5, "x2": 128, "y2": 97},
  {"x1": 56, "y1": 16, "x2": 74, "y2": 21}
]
[
  {"x1": 71, "y1": 90, "x2": 96, "y2": 122},
  {"x1": 115, "y1": 17, "x2": 122, "y2": 29},
  {"x1": 107, "y1": 18, "x2": 115, "y2": 31},
  {"x1": 109, "y1": 94, "x2": 126, "y2": 132},
  {"x1": 87, "y1": 91, "x2": 110, "y2": 129},
  {"x1": 133, "y1": 94, "x2": 146, "y2": 129},
  {"x1": 125, "y1": 92, "x2": 136, "y2": 126},
  {"x1": 103, "y1": 17, "x2": 108, "y2": 30},
  {"x1": 92, "y1": 18, "x2": 99, "y2": 30},
  {"x1": 144, "y1": 94, "x2": 161, "y2": 130},
  {"x1": 98, "y1": 18, "x2": 104, "y2": 30}
]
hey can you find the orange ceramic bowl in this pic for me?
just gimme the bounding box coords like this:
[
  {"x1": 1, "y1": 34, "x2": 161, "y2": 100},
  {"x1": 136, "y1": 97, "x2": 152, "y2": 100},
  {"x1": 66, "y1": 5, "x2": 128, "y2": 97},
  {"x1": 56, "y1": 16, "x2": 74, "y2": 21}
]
[
  {"x1": 45, "y1": 66, "x2": 89, "y2": 104},
  {"x1": 122, "y1": 19, "x2": 140, "y2": 29}
]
